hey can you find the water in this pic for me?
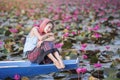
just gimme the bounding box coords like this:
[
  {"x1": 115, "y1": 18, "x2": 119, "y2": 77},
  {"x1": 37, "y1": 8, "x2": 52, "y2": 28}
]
[{"x1": 1, "y1": 44, "x2": 119, "y2": 80}]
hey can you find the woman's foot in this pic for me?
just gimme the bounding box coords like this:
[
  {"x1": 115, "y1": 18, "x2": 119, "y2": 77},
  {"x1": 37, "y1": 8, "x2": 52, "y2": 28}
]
[
  {"x1": 59, "y1": 60, "x2": 65, "y2": 69},
  {"x1": 61, "y1": 64, "x2": 65, "y2": 69},
  {"x1": 53, "y1": 61, "x2": 62, "y2": 69}
]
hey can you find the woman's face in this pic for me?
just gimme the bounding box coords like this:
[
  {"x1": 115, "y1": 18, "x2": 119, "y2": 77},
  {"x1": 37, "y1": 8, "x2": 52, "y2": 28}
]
[{"x1": 44, "y1": 23, "x2": 53, "y2": 33}]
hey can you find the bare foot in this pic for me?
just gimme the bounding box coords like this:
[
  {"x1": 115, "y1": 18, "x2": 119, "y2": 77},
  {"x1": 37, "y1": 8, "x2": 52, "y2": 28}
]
[
  {"x1": 53, "y1": 61, "x2": 62, "y2": 69},
  {"x1": 59, "y1": 61, "x2": 65, "y2": 69}
]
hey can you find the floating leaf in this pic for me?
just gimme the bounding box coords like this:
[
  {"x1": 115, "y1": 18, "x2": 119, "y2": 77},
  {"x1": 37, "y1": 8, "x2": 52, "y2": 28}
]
[
  {"x1": 4, "y1": 30, "x2": 11, "y2": 36},
  {"x1": 62, "y1": 40, "x2": 72, "y2": 49}
]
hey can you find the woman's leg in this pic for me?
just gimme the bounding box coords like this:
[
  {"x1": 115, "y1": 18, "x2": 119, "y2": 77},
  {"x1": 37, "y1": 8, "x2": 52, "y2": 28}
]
[
  {"x1": 47, "y1": 53, "x2": 62, "y2": 69},
  {"x1": 53, "y1": 51, "x2": 65, "y2": 68}
]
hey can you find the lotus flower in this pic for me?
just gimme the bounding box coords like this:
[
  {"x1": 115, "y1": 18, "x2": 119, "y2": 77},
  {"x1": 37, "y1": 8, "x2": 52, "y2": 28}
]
[
  {"x1": 81, "y1": 47, "x2": 85, "y2": 52},
  {"x1": 80, "y1": 43, "x2": 87, "y2": 52},
  {"x1": 106, "y1": 46, "x2": 110, "y2": 50},
  {"x1": 73, "y1": 9, "x2": 79, "y2": 15},
  {"x1": 93, "y1": 33, "x2": 101, "y2": 38},
  {"x1": 117, "y1": 23, "x2": 120, "y2": 27},
  {"x1": 72, "y1": 31, "x2": 77, "y2": 35},
  {"x1": 55, "y1": 7, "x2": 62, "y2": 13},
  {"x1": 76, "y1": 67, "x2": 87, "y2": 74},
  {"x1": 82, "y1": 54, "x2": 88, "y2": 59},
  {"x1": 73, "y1": 14, "x2": 78, "y2": 21},
  {"x1": 9, "y1": 28, "x2": 18, "y2": 33},
  {"x1": 64, "y1": 15, "x2": 72, "y2": 22},
  {"x1": 55, "y1": 43, "x2": 63, "y2": 48},
  {"x1": 48, "y1": 6, "x2": 53, "y2": 13},
  {"x1": 63, "y1": 32, "x2": 69, "y2": 37},
  {"x1": 0, "y1": 40, "x2": 3, "y2": 48},
  {"x1": 66, "y1": 25, "x2": 70, "y2": 30},
  {"x1": 100, "y1": 18, "x2": 108, "y2": 22},
  {"x1": 88, "y1": 27, "x2": 93, "y2": 31},
  {"x1": 53, "y1": 14, "x2": 59, "y2": 20},
  {"x1": 98, "y1": 11, "x2": 105, "y2": 16},
  {"x1": 94, "y1": 63, "x2": 102, "y2": 68},
  {"x1": 93, "y1": 25, "x2": 100, "y2": 31},
  {"x1": 14, "y1": 74, "x2": 20, "y2": 80},
  {"x1": 81, "y1": 43, "x2": 87, "y2": 48}
]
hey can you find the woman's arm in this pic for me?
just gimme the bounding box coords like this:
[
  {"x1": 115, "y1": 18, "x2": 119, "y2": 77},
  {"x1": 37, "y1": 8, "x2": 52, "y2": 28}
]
[
  {"x1": 37, "y1": 35, "x2": 55, "y2": 47},
  {"x1": 32, "y1": 27, "x2": 52, "y2": 41},
  {"x1": 43, "y1": 35, "x2": 55, "y2": 41}
]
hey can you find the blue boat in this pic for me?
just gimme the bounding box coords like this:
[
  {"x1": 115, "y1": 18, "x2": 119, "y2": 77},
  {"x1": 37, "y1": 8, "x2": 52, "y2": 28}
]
[{"x1": 0, "y1": 60, "x2": 77, "y2": 79}]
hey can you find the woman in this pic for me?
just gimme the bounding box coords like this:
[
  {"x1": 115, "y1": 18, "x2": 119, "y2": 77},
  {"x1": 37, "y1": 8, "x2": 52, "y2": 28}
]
[{"x1": 23, "y1": 18, "x2": 65, "y2": 69}]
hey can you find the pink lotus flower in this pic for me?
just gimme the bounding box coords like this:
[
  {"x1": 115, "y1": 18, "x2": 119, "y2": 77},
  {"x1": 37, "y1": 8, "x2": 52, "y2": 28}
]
[
  {"x1": 88, "y1": 27, "x2": 93, "y2": 31},
  {"x1": 95, "y1": 9, "x2": 99, "y2": 12},
  {"x1": 63, "y1": 14, "x2": 72, "y2": 22},
  {"x1": 94, "y1": 63, "x2": 102, "y2": 68},
  {"x1": 63, "y1": 32, "x2": 69, "y2": 37},
  {"x1": 9, "y1": 28, "x2": 18, "y2": 33},
  {"x1": 72, "y1": 31, "x2": 77, "y2": 35},
  {"x1": 81, "y1": 43, "x2": 87, "y2": 48},
  {"x1": 117, "y1": 23, "x2": 120, "y2": 27},
  {"x1": 66, "y1": 25, "x2": 70, "y2": 30},
  {"x1": 14, "y1": 74, "x2": 20, "y2": 80},
  {"x1": 0, "y1": 40, "x2": 3, "y2": 48},
  {"x1": 55, "y1": 7, "x2": 62, "y2": 13},
  {"x1": 0, "y1": 40, "x2": 3, "y2": 45},
  {"x1": 93, "y1": 33, "x2": 101, "y2": 38},
  {"x1": 73, "y1": 9, "x2": 79, "y2": 15},
  {"x1": 81, "y1": 47, "x2": 85, "y2": 52},
  {"x1": 77, "y1": 31, "x2": 81, "y2": 34},
  {"x1": 61, "y1": 14, "x2": 66, "y2": 20},
  {"x1": 53, "y1": 14, "x2": 59, "y2": 20},
  {"x1": 100, "y1": 18, "x2": 108, "y2": 22},
  {"x1": 73, "y1": 14, "x2": 78, "y2": 21},
  {"x1": 48, "y1": 6, "x2": 53, "y2": 13},
  {"x1": 106, "y1": 46, "x2": 110, "y2": 50},
  {"x1": 80, "y1": 43, "x2": 87, "y2": 52},
  {"x1": 93, "y1": 25, "x2": 100, "y2": 31},
  {"x1": 76, "y1": 68, "x2": 87, "y2": 74},
  {"x1": 82, "y1": 54, "x2": 88, "y2": 59},
  {"x1": 98, "y1": 11, "x2": 105, "y2": 16},
  {"x1": 55, "y1": 43, "x2": 63, "y2": 48},
  {"x1": 29, "y1": 9, "x2": 35, "y2": 13}
]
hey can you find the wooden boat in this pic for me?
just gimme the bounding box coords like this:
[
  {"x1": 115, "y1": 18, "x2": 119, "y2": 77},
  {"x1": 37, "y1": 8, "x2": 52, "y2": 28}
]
[{"x1": 0, "y1": 59, "x2": 77, "y2": 79}]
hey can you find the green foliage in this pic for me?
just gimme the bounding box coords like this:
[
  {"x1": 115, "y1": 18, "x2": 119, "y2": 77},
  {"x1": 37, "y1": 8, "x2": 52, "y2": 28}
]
[
  {"x1": 5, "y1": 30, "x2": 11, "y2": 36},
  {"x1": 62, "y1": 40, "x2": 73, "y2": 49},
  {"x1": 90, "y1": 56, "x2": 98, "y2": 64},
  {"x1": 103, "y1": 78, "x2": 120, "y2": 80}
]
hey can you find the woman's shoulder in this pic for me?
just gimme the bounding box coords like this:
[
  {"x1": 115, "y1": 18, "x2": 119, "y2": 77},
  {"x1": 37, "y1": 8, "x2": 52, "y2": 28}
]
[
  {"x1": 32, "y1": 27, "x2": 39, "y2": 30},
  {"x1": 27, "y1": 27, "x2": 39, "y2": 37},
  {"x1": 31, "y1": 27, "x2": 39, "y2": 32}
]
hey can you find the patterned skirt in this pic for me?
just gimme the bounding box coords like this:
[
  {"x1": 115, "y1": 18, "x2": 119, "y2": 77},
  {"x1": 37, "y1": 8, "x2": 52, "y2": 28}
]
[{"x1": 27, "y1": 41, "x2": 59, "y2": 64}]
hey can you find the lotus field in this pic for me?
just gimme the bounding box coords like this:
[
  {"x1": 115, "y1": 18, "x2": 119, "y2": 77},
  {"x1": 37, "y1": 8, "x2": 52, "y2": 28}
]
[{"x1": 0, "y1": 0, "x2": 120, "y2": 79}]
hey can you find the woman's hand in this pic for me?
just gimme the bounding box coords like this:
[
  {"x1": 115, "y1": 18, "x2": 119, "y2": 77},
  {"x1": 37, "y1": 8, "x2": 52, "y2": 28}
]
[
  {"x1": 37, "y1": 41, "x2": 43, "y2": 48},
  {"x1": 47, "y1": 33, "x2": 54, "y2": 37},
  {"x1": 44, "y1": 35, "x2": 55, "y2": 41}
]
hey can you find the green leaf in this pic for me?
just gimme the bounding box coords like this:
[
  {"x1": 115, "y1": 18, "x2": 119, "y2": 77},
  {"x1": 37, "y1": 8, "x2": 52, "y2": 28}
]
[
  {"x1": 62, "y1": 40, "x2": 72, "y2": 49},
  {"x1": 4, "y1": 30, "x2": 11, "y2": 36},
  {"x1": 103, "y1": 77, "x2": 120, "y2": 80},
  {"x1": 0, "y1": 28, "x2": 4, "y2": 34},
  {"x1": 76, "y1": 35, "x2": 84, "y2": 41}
]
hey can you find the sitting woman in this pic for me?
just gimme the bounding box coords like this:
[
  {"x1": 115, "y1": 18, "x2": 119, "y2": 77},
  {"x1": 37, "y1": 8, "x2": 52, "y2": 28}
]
[{"x1": 23, "y1": 18, "x2": 65, "y2": 69}]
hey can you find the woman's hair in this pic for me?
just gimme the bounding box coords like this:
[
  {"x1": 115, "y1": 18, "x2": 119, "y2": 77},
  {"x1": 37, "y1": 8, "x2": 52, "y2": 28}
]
[{"x1": 33, "y1": 18, "x2": 54, "y2": 34}]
